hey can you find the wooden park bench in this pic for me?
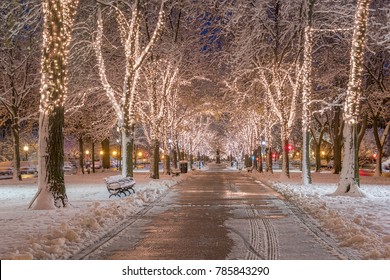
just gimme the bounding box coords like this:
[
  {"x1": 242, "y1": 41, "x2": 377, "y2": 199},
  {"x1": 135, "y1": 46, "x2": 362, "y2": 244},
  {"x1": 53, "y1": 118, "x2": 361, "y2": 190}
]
[
  {"x1": 171, "y1": 168, "x2": 180, "y2": 176},
  {"x1": 104, "y1": 175, "x2": 136, "y2": 198}
]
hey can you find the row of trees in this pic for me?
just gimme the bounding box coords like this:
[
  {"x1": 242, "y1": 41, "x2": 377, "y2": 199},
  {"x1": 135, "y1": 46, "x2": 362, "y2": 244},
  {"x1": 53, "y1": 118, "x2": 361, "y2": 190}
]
[
  {"x1": 221, "y1": 0, "x2": 389, "y2": 195},
  {"x1": 1, "y1": 0, "x2": 389, "y2": 209},
  {"x1": 1, "y1": 0, "x2": 222, "y2": 209}
]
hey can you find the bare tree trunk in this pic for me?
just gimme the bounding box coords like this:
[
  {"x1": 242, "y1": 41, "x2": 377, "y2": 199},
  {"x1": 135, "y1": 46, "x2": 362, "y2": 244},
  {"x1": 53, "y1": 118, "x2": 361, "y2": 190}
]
[
  {"x1": 46, "y1": 104, "x2": 66, "y2": 205},
  {"x1": 332, "y1": 108, "x2": 344, "y2": 174},
  {"x1": 121, "y1": 124, "x2": 134, "y2": 177},
  {"x1": 333, "y1": 138, "x2": 342, "y2": 174},
  {"x1": 133, "y1": 144, "x2": 137, "y2": 169},
  {"x1": 101, "y1": 138, "x2": 110, "y2": 169},
  {"x1": 150, "y1": 139, "x2": 160, "y2": 179},
  {"x1": 178, "y1": 142, "x2": 184, "y2": 161},
  {"x1": 373, "y1": 120, "x2": 390, "y2": 177},
  {"x1": 357, "y1": 115, "x2": 367, "y2": 150},
  {"x1": 11, "y1": 115, "x2": 22, "y2": 181},
  {"x1": 314, "y1": 141, "x2": 321, "y2": 172},
  {"x1": 302, "y1": 130, "x2": 311, "y2": 184},
  {"x1": 190, "y1": 154, "x2": 194, "y2": 169},
  {"x1": 258, "y1": 146, "x2": 263, "y2": 172},
  {"x1": 266, "y1": 148, "x2": 273, "y2": 173},
  {"x1": 173, "y1": 148, "x2": 178, "y2": 169},
  {"x1": 310, "y1": 126, "x2": 325, "y2": 172},
  {"x1": 92, "y1": 142, "x2": 95, "y2": 173},
  {"x1": 163, "y1": 154, "x2": 170, "y2": 175},
  {"x1": 336, "y1": 123, "x2": 364, "y2": 196},
  {"x1": 280, "y1": 126, "x2": 290, "y2": 179},
  {"x1": 244, "y1": 154, "x2": 250, "y2": 168},
  {"x1": 79, "y1": 137, "x2": 84, "y2": 174}
]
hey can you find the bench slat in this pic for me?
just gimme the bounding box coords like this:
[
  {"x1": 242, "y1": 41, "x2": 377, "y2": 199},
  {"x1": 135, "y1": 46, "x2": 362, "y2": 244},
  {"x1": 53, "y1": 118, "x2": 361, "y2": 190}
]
[{"x1": 105, "y1": 176, "x2": 136, "y2": 198}]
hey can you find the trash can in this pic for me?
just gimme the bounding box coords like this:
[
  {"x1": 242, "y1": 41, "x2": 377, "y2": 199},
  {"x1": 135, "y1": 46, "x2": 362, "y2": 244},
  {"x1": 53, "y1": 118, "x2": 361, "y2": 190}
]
[{"x1": 179, "y1": 161, "x2": 188, "y2": 173}]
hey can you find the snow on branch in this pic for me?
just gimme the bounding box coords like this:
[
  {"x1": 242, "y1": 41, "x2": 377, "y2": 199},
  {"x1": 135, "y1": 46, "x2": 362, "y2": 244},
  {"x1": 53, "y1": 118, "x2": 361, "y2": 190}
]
[{"x1": 94, "y1": 5, "x2": 122, "y2": 122}]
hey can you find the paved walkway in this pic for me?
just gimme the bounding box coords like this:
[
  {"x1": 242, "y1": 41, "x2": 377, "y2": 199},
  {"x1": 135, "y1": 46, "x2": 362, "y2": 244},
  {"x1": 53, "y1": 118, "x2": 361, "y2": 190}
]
[{"x1": 86, "y1": 164, "x2": 347, "y2": 260}]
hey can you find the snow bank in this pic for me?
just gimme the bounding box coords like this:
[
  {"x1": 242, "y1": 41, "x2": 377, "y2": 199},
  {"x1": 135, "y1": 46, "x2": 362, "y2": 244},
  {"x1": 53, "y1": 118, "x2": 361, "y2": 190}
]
[
  {"x1": 0, "y1": 178, "x2": 177, "y2": 260},
  {"x1": 270, "y1": 182, "x2": 390, "y2": 259}
]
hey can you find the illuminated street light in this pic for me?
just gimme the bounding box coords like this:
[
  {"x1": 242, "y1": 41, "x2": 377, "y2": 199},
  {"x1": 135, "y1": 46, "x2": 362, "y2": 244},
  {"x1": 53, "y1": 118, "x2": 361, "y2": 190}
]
[{"x1": 23, "y1": 145, "x2": 29, "y2": 161}]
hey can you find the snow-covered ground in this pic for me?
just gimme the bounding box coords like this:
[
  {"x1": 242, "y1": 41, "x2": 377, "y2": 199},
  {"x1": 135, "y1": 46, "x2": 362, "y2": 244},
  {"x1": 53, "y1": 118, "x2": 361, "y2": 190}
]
[
  {"x1": 0, "y1": 170, "x2": 182, "y2": 260},
  {"x1": 253, "y1": 171, "x2": 390, "y2": 259},
  {"x1": 1, "y1": 167, "x2": 390, "y2": 260}
]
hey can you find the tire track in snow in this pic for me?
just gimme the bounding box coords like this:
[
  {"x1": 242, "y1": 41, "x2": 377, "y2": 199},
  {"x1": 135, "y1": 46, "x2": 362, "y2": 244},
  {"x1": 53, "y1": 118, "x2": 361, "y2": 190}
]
[
  {"x1": 259, "y1": 210, "x2": 279, "y2": 260},
  {"x1": 247, "y1": 205, "x2": 279, "y2": 260},
  {"x1": 228, "y1": 177, "x2": 279, "y2": 260},
  {"x1": 244, "y1": 207, "x2": 264, "y2": 260},
  {"x1": 255, "y1": 180, "x2": 359, "y2": 260}
]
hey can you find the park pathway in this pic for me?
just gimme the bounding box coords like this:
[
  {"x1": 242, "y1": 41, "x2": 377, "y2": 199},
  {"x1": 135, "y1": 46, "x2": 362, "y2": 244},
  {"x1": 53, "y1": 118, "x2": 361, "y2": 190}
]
[{"x1": 81, "y1": 163, "x2": 351, "y2": 260}]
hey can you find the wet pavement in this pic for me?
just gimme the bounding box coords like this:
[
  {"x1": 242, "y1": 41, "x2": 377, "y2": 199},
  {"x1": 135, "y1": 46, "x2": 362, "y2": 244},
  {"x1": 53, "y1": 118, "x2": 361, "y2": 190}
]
[{"x1": 86, "y1": 164, "x2": 347, "y2": 260}]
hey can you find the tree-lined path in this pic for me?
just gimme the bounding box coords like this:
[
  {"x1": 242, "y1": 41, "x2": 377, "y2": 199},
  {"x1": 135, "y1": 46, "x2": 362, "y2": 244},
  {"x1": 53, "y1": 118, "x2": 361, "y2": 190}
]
[{"x1": 79, "y1": 164, "x2": 355, "y2": 260}]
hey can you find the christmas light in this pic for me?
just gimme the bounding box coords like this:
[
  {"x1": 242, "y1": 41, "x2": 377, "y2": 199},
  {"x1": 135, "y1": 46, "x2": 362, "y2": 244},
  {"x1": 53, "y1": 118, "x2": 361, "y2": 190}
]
[
  {"x1": 40, "y1": 0, "x2": 79, "y2": 114},
  {"x1": 301, "y1": 25, "x2": 313, "y2": 185},
  {"x1": 336, "y1": 0, "x2": 371, "y2": 196},
  {"x1": 344, "y1": 0, "x2": 370, "y2": 124},
  {"x1": 36, "y1": 0, "x2": 80, "y2": 209},
  {"x1": 94, "y1": 1, "x2": 166, "y2": 177},
  {"x1": 311, "y1": 28, "x2": 352, "y2": 32}
]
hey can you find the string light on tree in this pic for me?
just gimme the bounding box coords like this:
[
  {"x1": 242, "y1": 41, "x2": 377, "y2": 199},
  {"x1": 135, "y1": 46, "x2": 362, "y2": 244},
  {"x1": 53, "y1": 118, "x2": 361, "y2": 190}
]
[
  {"x1": 34, "y1": 0, "x2": 80, "y2": 209},
  {"x1": 335, "y1": 0, "x2": 371, "y2": 196},
  {"x1": 344, "y1": 0, "x2": 370, "y2": 125},
  {"x1": 94, "y1": 0, "x2": 166, "y2": 178}
]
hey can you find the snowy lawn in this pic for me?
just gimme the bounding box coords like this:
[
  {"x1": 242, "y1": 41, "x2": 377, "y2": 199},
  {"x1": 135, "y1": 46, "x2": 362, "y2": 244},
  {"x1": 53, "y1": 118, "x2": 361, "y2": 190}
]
[
  {"x1": 253, "y1": 171, "x2": 390, "y2": 259},
  {"x1": 0, "y1": 170, "x2": 183, "y2": 260}
]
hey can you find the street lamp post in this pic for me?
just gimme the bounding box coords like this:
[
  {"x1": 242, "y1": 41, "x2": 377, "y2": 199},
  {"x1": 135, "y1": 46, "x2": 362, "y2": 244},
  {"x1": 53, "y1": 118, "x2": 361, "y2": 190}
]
[
  {"x1": 85, "y1": 150, "x2": 90, "y2": 173},
  {"x1": 23, "y1": 145, "x2": 29, "y2": 161}
]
